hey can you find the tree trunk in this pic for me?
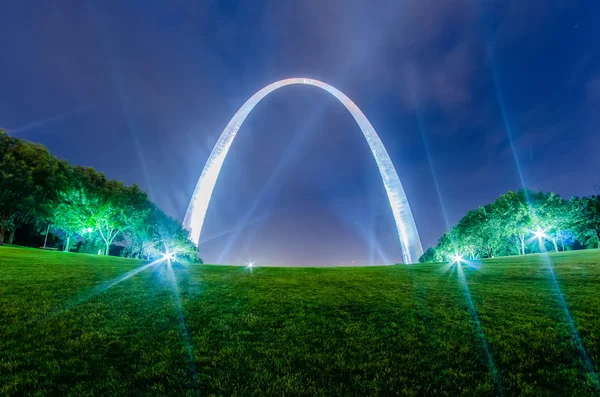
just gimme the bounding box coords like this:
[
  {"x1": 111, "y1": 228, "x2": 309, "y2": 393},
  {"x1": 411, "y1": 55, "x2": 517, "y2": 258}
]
[
  {"x1": 63, "y1": 235, "x2": 71, "y2": 252},
  {"x1": 105, "y1": 242, "x2": 110, "y2": 256},
  {"x1": 520, "y1": 236, "x2": 526, "y2": 255},
  {"x1": 8, "y1": 229, "x2": 15, "y2": 245},
  {"x1": 552, "y1": 238, "x2": 558, "y2": 252},
  {"x1": 560, "y1": 233, "x2": 565, "y2": 251},
  {"x1": 0, "y1": 214, "x2": 9, "y2": 245}
]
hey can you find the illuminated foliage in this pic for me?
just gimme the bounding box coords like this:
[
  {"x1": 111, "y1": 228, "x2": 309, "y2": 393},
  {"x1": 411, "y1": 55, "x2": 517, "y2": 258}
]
[
  {"x1": 0, "y1": 132, "x2": 200, "y2": 261},
  {"x1": 0, "y1": 130, "x2": 66, "y2": 244},
  {"x1": 570, "y1": 196, "x2": 600, "y2": 249},
  {"x1": 421, "y1": 189, "x2": 598, "y2": 263}
]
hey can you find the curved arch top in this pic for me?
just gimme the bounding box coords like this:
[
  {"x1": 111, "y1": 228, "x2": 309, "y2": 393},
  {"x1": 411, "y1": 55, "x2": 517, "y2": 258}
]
[{"x1": 184, "y1": 78, "x2": 423, "y2": 263}]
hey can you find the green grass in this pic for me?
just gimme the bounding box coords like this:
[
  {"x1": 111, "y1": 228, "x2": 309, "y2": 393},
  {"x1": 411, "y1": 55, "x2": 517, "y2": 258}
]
[{"x1": 1, "y1": 246, "x2": 599, "y2": 396}]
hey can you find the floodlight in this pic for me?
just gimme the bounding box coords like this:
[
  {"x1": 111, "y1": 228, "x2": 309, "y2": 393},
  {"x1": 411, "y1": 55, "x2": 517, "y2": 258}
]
[
  {"x1": 163, "y1": 251, "x2": 176, "y2": 261},
  {"x1": 532, "y1": 227, "x2": 547, "y2": 240}
]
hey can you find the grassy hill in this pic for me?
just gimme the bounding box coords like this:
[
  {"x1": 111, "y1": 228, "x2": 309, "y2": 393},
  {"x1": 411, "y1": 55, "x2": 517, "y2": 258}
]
[{"x1": 0, "y1": 246, "x2": 599, "y2": 396}]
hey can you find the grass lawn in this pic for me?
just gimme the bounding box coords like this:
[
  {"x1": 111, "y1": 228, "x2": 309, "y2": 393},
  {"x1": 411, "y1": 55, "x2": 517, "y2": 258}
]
[{"x1": 0, "y1": 246, "x2": 599, "y2": 396}]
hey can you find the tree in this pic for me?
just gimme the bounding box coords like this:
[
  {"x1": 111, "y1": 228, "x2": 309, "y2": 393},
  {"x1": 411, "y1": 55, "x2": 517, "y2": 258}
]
[
  {"x1": 0, "y1": 134, "x2": 65, "y2": 244},
  {"x1": 120, "y1": 205, "x2": 156, "y2": 259},
  {"x1": 153, "y1": 210, "x2": 198, "y2": 260},
  {"x1": 419, "y1": 247, "x2": 436, "y2": 263},
  {"x1": 433, "y1": 232, "x2": 455, "y2": 262},
  {"x1": 0, "y1": 131, "x2": 201, "y2": 259},
  {"x1": 570, "y1": 196, "x2": 600, "y2": 249},
  {"x1": 119, "y1": 187, "x2": 157, "y2": 259},
  {"x1": 465, "y1": 205, "x2": 505, "y2": 258},
  {"x1": 529, "y1": 191, "x2": 570, "y2": 252},
  {"x1": 73, "y1": 167, "x2": 130, "y2": 256},
  {"x1": 493, "y1": 190, "x2": 532, "y2": 255},
  {"x1": 4, "y1": 211, "x2": 35, "y2": 245},
  {"x1": 424, "y1": 188, "x2": 599, "y2": 263}
]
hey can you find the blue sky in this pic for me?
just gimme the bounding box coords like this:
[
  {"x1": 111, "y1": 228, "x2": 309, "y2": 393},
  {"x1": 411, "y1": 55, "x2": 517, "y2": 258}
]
[{"x1": 1, "y1": 1, "x2": 599, "y2": 265}]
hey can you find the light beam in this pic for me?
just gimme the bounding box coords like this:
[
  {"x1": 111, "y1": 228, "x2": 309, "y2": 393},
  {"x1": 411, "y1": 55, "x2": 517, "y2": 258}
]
[
  {"x1": 165, "y1": 261, "x2": 200, "y2": 391},
  {"x1": 456, "y1": 262, "x2": 504, "y2": 394},
  {"x1": 44, "y1": 257, "x2": 167, "y2": 321}
]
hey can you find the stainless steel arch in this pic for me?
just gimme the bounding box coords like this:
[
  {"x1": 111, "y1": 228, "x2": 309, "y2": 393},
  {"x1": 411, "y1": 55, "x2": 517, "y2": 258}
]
[{"x1": 184, "y1": 78, "x2": 423, "y2": 263}]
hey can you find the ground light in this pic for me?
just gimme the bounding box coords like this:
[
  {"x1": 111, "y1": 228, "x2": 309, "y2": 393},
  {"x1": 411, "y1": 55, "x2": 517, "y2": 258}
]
[
  {"x1": 529, "y1": 227, "x2": 549, "y2": 251},
  {"x1": 532, "y1": 227, "x2": 547, "y2": 241},
  {"x1": 163, "y1": 251, "x2": 176, "y2": 261},
  {"x1": 246, "y1": 260, "x2": 255, "y2": 271},
  {"x1": 451, "y1": 253, "x2": 464, "y2": 264}
]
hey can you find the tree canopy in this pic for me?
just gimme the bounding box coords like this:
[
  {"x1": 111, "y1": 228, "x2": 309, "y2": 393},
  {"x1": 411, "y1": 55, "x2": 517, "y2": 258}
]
[
  {"x1": 0, "y1": 130, "x2": 200, "y2": 262},
  {"x1": 420, "y1": 189, "x2": 599, "y2": 263}
]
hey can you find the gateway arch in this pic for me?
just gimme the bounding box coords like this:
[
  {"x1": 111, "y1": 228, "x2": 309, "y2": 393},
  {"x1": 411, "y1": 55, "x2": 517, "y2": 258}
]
[{"x1": 183, "y1": 78, "x2": 423, "y2": 263}]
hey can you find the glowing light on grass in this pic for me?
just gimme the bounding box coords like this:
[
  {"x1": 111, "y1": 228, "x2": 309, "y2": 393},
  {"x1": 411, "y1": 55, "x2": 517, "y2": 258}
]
[
  {"x1": 183, "y1": 78, "x2": 423, "y2": 264},
  {"x1": 165, "y1": 260, "x2": 200, "y2": 391},
  {"x1": 478, "y1": 9, "x2": 597, "y2": 386},
  {"x1": 45, "y1": 257, "x2": 167, "y2": 320},
  {"x1": 538, "y1": 251, "x2": 600, "y2": 390},
  {"x1": 456, "y1": 263, "x2": 504, "y2": 394},
  {"x1": 477, "y1": 8, "x2": 597, "y2": 386}
]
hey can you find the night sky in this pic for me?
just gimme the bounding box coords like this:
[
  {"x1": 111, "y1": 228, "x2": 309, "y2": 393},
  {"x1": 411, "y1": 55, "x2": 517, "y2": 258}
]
[{"x1": 1, "y1": 1, "x2": 599, "y2": 266}]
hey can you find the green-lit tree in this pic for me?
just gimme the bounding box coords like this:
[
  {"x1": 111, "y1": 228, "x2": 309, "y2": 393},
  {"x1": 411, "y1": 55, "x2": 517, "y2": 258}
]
[
  {"x1": 146, "y1": 208, "x2": 199, "y2": 261},
  {"x1": 0, "y1": 132, "x2": 65, "y2": 244},
  {"x1": 120, "y1": 204, "x2": 156, "y2": 259},
  {"x1": 420, "y1": 188, "x2": 600, "y2": 264},
  {"x1": 68, "y1": 167, "x2": 127, "y2": 255},
  {"x1": 479, "y1": 204, "x2": 505, "y2": 258},
  {"x1": 0, "y1": 131, "x2": 201, "y2": 260},
  {"x1": 570, "y1": 196, "x2": 600, "y2": 249},
  {"x1": 493, "y1": 190, "x2": 532, "y2": 255},
  {"x1": 419, "y1": 247, "x2": 437, "y2": 263},
  {"x1": 52, "y1": 190, "x2": 91, "y2": 252},
  {"x1": 529, "y1": 191, "x2": 570, "y2": 252},
  {"x1": 433, "y1": 232, "x2": 455, "y2": 262}
]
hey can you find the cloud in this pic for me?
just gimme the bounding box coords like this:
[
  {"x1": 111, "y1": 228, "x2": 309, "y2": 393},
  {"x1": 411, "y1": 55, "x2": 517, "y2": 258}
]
[
  {"x1": 401, "y1": 42, "x2": 475, "y2": 111},
  {"x1": 263, "y1": 0, "x2": 482, "y2": 112}
]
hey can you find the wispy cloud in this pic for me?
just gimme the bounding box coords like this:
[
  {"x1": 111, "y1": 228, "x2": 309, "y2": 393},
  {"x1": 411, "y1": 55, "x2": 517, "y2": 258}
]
[{"x1": 9, "y1": 106, "x2": 92, "y2": 136}]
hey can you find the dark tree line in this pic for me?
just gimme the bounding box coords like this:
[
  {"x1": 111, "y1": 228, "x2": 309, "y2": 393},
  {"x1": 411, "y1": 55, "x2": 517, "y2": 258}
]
[
  {"x1": 0, "y1": 129, "x2": 200, "y2": 261},
  {"x1": 420, "y1": 189, "x2": 600, "y2": 263}
]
